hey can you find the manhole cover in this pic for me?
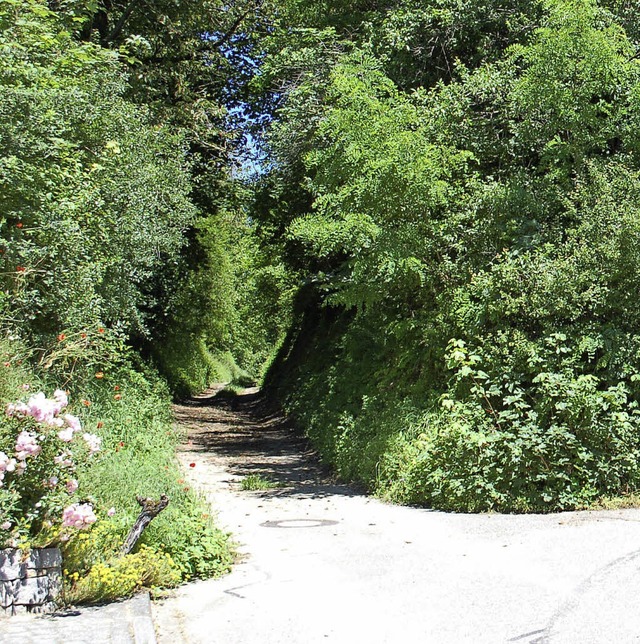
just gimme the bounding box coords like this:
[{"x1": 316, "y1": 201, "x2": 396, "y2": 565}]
[{"x1": 260, "y1": 519, "x2": 339, "y2": 528}]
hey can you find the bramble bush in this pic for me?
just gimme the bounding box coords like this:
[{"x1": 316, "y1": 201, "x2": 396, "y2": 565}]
[
  {"x1": 261, "y1": 0, "x2": 640, "y2": 512},
  {"x1": 378, "y1": 338, "x2": 640, "y2": 512}
]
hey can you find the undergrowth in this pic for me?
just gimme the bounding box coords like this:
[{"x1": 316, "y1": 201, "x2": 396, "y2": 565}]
[
  {"x1": 266, "y1": 302, "x2": 640, "y2": 514},
  {"x1": 240, "y1": 474, "x2": 279, "y2": 491},
  {"x1": 0, "y1": 333, "x2": 233, "y2": 603}
]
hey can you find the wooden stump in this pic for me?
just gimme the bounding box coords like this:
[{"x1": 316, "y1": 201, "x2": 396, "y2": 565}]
[{"x1": 121, "y1": 495, "x2": 169, "y2": 555}]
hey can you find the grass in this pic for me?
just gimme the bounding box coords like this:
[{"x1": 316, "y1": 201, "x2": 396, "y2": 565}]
[
  {"x1": 240, "y1": 474, "x2": 280, "y2": 491},
  {"x1": 0, "y1": 335, "x2": 233, "y2": 602},
  {"x1": 588, "y1": 493, "x2": 640, "y2": 511}
]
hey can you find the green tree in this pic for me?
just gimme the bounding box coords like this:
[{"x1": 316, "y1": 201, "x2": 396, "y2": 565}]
[
  {"x1": 0, "y1": 0, "x2": 196, "y2": 343},
  {"x1": 256, "y1": 0, "x2": 640, "y2": 511}
]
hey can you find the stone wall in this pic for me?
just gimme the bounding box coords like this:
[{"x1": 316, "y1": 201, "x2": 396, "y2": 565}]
[{"x1": 0, "y1": 548, "x2": 62, "y2": 616}]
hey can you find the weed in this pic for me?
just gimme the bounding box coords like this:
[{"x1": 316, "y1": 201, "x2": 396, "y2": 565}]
[
  {"x1": 0, "y1": 335, "x2": 233, "y2": 603},
  {"x1": 240, "y1": 474, "x2": 279, "y2": 491}
]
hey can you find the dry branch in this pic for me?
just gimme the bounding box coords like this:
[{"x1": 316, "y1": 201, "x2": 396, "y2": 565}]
[{"x1": 121, "y1": 494, "x2": 169, "y2": 555}]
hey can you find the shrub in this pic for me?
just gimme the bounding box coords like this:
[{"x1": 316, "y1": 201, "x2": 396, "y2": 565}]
[
  {"x1": 261, "y1": 0, "x2": 640, "y2": 512},
  {"x1": 65, "y1": 544, "x2": 181, "y2": 604},
  {"x1": 0, "y1": 388, "x2": 103, "y2": 547},
  {"x1": 0, "y1": 0, "x2": 196, "y2": 347},
  {"x1": 0, "y1": 332, "x2": 233, "y2": 602}
]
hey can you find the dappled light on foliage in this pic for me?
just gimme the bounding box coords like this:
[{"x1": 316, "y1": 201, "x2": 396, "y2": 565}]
[
  {"x1": 256, "y1": 0, "x2": 640, "y2": 512},
  {"x1": 7, "y1": 0, "x2": 640, "y2": 610}
]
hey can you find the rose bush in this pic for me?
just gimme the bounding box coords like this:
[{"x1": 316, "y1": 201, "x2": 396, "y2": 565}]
[{"x1": 0, "y1": 389, "x2": 102, "y2": 547}]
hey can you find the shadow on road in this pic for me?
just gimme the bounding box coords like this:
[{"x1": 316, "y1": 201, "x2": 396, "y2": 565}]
[{"x1": 173, "y1": 387, "x2": 360, "y2": 500}]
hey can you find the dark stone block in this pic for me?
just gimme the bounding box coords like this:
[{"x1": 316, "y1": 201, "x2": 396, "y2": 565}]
[
  {"x1": 0, "y1": 550, "x2": 26, "y2": 582},
  {"x1": 0, "y1": 548, "x2": 62, "y2": 615},
  {"x1": 27, "y1": 548, "x2": 62, "y2": 571},
  {"x1": 0, "y1": 579, "x2": 20, "y2": 608},
  {"x1": 14, "y1": 575, "x2": 51, "y2": 606}
]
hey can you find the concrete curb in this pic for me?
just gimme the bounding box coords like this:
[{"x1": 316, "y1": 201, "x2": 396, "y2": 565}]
[
  {"x1": 127, "y1": 593, "x2": 157, "y2": 644},
  {"x1": 0, "y1": 591, "x2": 157, "y2": 643}
]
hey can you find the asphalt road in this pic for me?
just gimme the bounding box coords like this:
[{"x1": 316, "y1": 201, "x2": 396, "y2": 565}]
[{"x1": 152, "y1": 389, "x2": 640, "y2": 644}]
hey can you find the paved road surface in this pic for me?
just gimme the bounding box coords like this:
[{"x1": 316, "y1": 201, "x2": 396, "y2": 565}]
[
  {"x1": 152, "y1": 389, "x2": 640, "y2": 644},
  {"x1": 0, "y1": 592, "x2": 156, "y2": 643}
]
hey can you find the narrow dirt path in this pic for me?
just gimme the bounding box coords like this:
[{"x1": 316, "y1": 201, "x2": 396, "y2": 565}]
[
  {"x1": 152, "y1": 387, "x2": 640, "y2": 644},
  {"x1": 171, "y1": 385, "x2": 348, "y2": 496}
]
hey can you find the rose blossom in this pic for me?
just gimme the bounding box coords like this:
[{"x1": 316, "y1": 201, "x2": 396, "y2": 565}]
[
  {"x1": 52, "y1": 389, "x2": 68, "y2": 411},
  {"x1": 62, "y1": 503, "x2": 96, "y2": 529},
  {"x1": 25, "y1": 392, "x2": 57, "y2": 424},
  {"x1": 0, "y1": 452, "x2": 16, "y2": 487},
  {"x1": 57, "y1": 427, "x2": 74, "y2": 442},
  {"x1": 54, "y1": 452, "x2": 74, "y2": 468},
  {"x1": 15, "y1": 431, "x2": 41, "y2": 460},
  {"x1": 63, "y1": 414, "x2": 81, "y2": 432},
  {"x1": 11, "y1": 390, "x2": 70, "y2": 425},
  {"x1": 5, "y1": 402, "x2": 28, "y2": 417},
  {"x1": 0, "y1": 452, "x2": 16, "y2": 473},
  {"x1": 82, "y1": 433, "x2": 101, "y2": 454},
  {"x1": 66, "y1": 479, "x2": 78, "y2": 494}
]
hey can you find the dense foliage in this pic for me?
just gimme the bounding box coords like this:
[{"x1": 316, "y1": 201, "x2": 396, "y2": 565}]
[
  {"x1": 0, "y1": 0, "x2": 276, "y2": 602},
  {"x1": 1, "y1": 0, "x2": 198, "y2": 341},
  {"x1": 7, "y1": 0, "x2": 640, "y2": 610},
  {"x1": 254, "y1": 0, "x2": 640, "y2": 511}
]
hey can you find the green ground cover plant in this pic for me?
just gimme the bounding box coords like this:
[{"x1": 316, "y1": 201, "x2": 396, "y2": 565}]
[
  {"x1": 0, "y1": 334, "x2": 233, "y2": 602},
  {"x1": 258, "y1": 0, "x2": 640, "y2": 512},
  {"x1": 0, "y1": 0, "x2": 241, "y2": 603},
  {"x1": 241, "y1": 474, "x2": 280, "y2": 491}
]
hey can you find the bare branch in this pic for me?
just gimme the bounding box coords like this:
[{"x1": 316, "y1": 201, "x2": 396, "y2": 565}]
[
  {"x1": 121, "y1": 495, "x2": 170, "y2": 555},
  {"x1": 207, "y1": 9, "x2": 252, "y2": 49}
]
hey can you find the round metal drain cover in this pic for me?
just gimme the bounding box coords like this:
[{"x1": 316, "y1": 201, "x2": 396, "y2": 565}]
[{"x1": 261, "y1": 519, "x2": 339, "y2": 529}]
